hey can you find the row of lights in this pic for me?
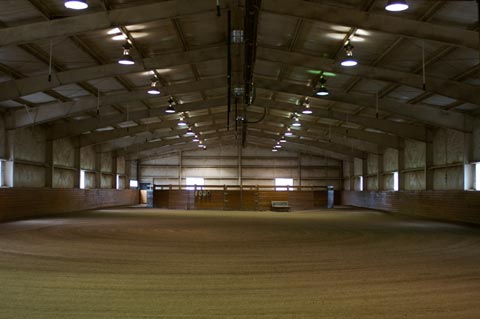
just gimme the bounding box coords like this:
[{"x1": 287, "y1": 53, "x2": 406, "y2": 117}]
[{"x1": 177, "y1": 114, "x2": 207, "y2": 150}]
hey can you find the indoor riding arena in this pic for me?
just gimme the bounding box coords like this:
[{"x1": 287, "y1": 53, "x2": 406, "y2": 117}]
[{"x1": 1, "y1": 0, "x2": 480, "y2": 318}]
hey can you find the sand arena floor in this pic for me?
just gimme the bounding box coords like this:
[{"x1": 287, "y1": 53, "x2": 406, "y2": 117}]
[{"x1": 0, "y1": 207, "x2": 479, "y2": 318}]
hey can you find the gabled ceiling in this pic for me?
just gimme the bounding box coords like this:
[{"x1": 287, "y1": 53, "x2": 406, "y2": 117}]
[{"x1": 0, "y1": 0, "x2": 478, "y2": 161}]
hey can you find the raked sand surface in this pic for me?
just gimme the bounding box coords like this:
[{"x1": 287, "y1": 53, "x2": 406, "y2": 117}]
[{"x1": 0, "y1": 207, "x2": 479, "y2": 318}]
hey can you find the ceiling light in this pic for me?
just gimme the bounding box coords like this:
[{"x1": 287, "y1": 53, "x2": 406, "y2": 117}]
[
  {"x1": 385, "y1": 0, "x2": 409, "y2": 12},
  {"x1": 341, "y1": 41, "x2": 358, "y2": 67},
  {"x1": 279, "y1": 136, "x2": 286, "y2": 143},
  {"x1": 292, "y1": 116, "x2": 301, "y2": 127},
  {"x1": 165, "y1": 97, "x2": 176, "y2": 113},
  {"x1": 315, "y1": 76, "x2": 329, "y2": 96},
  {"x1": 177, "y1": 120, "x2": 187, "y2": 127},
  {"x1": 64, "y1": 0, "x2": 88, "y2": 10},
  {"x1": 185, "y1": 127, "x2": 195, "y2": 136},
  {"x1": 202, "y1": 145, "x2": 207, "y2": 150},
  {"x1": 147, "y1": 78, "x2": 161, "y2": 95},
  {"x1": 192, "y1": 135, "x2": 200, "y2": 142},
  {"x1": 118, "y1": 42, "x2": 134, "y2": 65},
  {"x1": 272, "y1": 148, "x2": 278, "y2": 152},
  {"x1": 284, "y1": 127, "x2": 293, "y2": 137},
  {"x1": 301, "y1": 98, "x2": 313, "y2": 114},
  {"x1": 198, "y1": 141, "x2": 204, "y2": 147},
  {"x1": 275, "y1": 142, "x2": 282, "y2": 149}
]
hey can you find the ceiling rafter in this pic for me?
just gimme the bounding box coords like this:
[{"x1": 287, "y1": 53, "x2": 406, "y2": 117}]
[
  {"x1": 0, "y1": 46, "x2": 226, "y2": 102},
  {"x1": 261, "y1": 0, "x2": 479, "y2": 49},
  {"x1": 0, "y1": 1, "x2": 220, "y2": 48}
]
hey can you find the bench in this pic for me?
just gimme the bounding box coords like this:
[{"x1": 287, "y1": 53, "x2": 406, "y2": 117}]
[{"x1": 271, "y1": 201, "x2": 290, "y2": 212}]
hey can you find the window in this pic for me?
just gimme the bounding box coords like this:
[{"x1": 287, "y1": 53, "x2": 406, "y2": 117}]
[
  {"x1": 116, "y1": 174, "x2": 121, "y2": 190},
  {"x1": 0, "y1": 160, "x2": 3, "y2": 187},
  {"x1": 80, "y1": 170, "x2": 86, "y2": 189},
  {"x1": 186, "y1": 177, "x2": 204, "y2": 190},
  {"x1": 129, "y1": 180, "x2": 138, "y2": 188},
  {"x1": 393, "y1": 172, "x2": 399, "y2": 191},
  {"x1": 476, "y1": 163, "x2": 480, "y2": 191},
  {"x1": 275, "y1": 178, "x2": 293, "y2": 191},
  {"x1": 359, "y1": 176, "x2": 363, "y2": 191}
]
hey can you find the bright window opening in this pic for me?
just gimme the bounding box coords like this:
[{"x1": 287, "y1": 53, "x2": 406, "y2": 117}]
[
  {"x1": 80, "y1": 170, "x2": 86, "y2": 189},
  {"x1": 275, "y1": 178, "x2": 293, "y2": 191},
  {"x1": 0, "y1": 160, "x2": 3, "y2": 187},
  {"x1": 476, "y1": 163, "x2": 480, "y2": 191},
  {"x1": 359, "y1": 176, "x2": 363, "y2": 191},
  {"x1": 186, "y1": 177, "x2": 204, "y2": 190},
  {"x1": 393, "y1": 171, "x2": 399, "y2": 191},
  {"x1": 129, "y1": 180, "x2": 138, "y2": 188},
  {"x1": 116, "y1": 174, "x2": 121, "y2": 190}
]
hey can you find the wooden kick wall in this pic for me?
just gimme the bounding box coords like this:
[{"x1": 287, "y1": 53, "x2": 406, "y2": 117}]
[
  {"x1": 154, "y1": 190, "x2": 339, "y2": 211},
  {"x1": 342, "y1": 191, "x2": 480, "y2": 225},
  {"x1": 0, "y1": 188, "x2": 139, "y2": 223}
]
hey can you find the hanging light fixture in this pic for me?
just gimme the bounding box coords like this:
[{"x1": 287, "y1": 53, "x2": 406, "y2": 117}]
[
  {"x1": 202, "y1": 145, "x2": 207, "y2": 150},
  {"x1": 192, "y1": 135, "x2": 200, "y2": 142},
  {"x1": 165, "y1": 97, "x2": 176, "y2": 113},
  {"x1": 272, "y1": 148, "x2": 278, "y2": 152},
  {"x1": 275, "y1": 141, "x2": 282, "y2": 149},
  {"x1": 198, "y1": 141, "x2": 204, "y2": 147},
  {"x1": 177, "y1": 114, "x2": 187, "y2": 127},
  {"x1": 385, "y1": 0, "x2": 409, "y2": 12},
  {"x1": 64, "y1": 0, "x2": 88, "y2": 10},
  {"x1": 315, "y1": 76, "x2": 329, "y2": 96},
  {"x1": 291, "y1": 114, "x2": 301, "y2": 127},
  {"x1": 118, "y1": 42, "x2": 134, "y2": 65},
  {"x1": 279, "y1": 135, "x2": 287, "y2": 143},
  {"x1": 185, "y1": 127, "x2": 195, "y2": 136},
  {"x1": 340, "y1": 41, "x2": 358, "y2": 67},
  {"x1": 301, "y1": 98, "x2": 313, "y2": 114},
  {"x1": 147, "y1": 77, "x2": 160, "y2": 95},
  {"x1": 284, "y1": 127, "x2": 293, "y2": 137}
]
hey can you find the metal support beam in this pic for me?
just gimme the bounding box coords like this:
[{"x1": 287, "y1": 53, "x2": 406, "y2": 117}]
[
  {"x1": 0, "y1": 1, "x2": 219, "y2": 47},
  {"x1": 261, "y1": 0, "x2": 479, "y2": 49}
]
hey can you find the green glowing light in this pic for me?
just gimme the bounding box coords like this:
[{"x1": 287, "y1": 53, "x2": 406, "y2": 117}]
[{"x1": 307, "y1": 70, "x2": 336, "y2": 77}]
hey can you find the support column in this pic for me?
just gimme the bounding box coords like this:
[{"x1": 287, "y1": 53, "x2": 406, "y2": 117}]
[
  {"x1": 4, "y1": 130, "x2": 15, "y2": 187},
  {"x1": 95, "y1": 150, "x2": 102, "y2": 189},
  {"x1": 298, "y1": 155, "x2": 302, "y2": 187},
  {"x1": 348, "y1": 160, "x2": 355, "y2": 191},
  {"x1": 238, "y1": 143, "x2": 243, "y2": 186},
  {"x1": 73, "y1": 146, "x2": 81, "y2": 188},
  {"x1": 377, "y1": 148, "x2": 384, "y2": 191},
  {"x1": 112, "y1": 152, "x2": 118, "y2": 189},
  {"x1": 425, "y1": 129, "x2": 434, "y2": 190},
  {"x1": 362, "y1": 157, "x2": 368, "y2": 191},
  {"x1": 45, "y1": 140, "x2": 54, "y2": 188},
  {"x1": 398, "y1": 139, "x2": 405, "y2": 191},
  {"x1": 178, "y1": 151, "x2": 182, "y2": 186}
]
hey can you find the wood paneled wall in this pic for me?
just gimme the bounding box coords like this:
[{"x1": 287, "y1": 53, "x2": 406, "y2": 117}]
[
  {"x1": 0, "y1": 188, "x2": 139, "y2": 223},
  {"x1": 153, "y1": 190, "x2": 338, "y2": 211},
  {"x1": 342, "y1": 191, "x2": 480, "y2": 225}
]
